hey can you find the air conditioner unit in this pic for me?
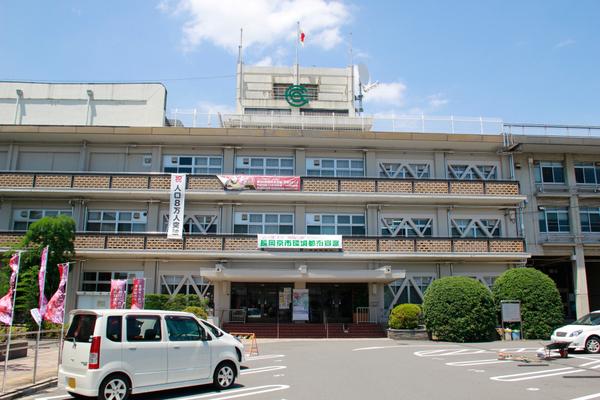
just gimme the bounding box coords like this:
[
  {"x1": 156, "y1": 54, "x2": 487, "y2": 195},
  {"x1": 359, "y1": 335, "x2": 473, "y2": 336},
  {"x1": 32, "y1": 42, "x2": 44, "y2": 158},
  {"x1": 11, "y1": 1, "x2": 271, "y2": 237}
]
[
  {"x1": 143, "y1": 154, "x2": 152, "y2": 166},
  {"x1": 132, "y1": 212, "x2": 147, "y2": 222},
  {"x1": 313, "y1": 160, "x2": 321, "y2": 166},
  {"x1": 243, "y1": 158, "x2": 250, "y2": 165},
  {"x1": 171, "y1": 156, "x2": 178, "y2": 164},
  {"x1": 314, "y1": 215, "x2": 321, "y2": 222},
  {"x1": 241, "y1": 213, "x2": 248, "y2": 221}
]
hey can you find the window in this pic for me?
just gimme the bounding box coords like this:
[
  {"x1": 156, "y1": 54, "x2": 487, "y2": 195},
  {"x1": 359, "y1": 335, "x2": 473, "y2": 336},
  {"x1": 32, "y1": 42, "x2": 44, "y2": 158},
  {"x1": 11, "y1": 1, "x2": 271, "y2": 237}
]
[
  {"x1": 81, "y1": 271, "x2": 143, "y2": 292},
  {"x1": 575, "y1": 162, "x2": 600, "y2": 185},
  {"x1": 539, "y1": 207, "x2": 570, "y2": 233},
  {"x1": 481, "y1": 276, "x2": 498, "y2": 290},
  {"x1": 166, "y1": 316, "x2": 205, "y2": 341},
  {"x1": 86, "y1": 210, "x2": 147, "y2": 233},
  {"x1": 12, "y1": 209, "x2": 72, "y2": 230},
  {"x1": 306, "y1": 158, "x2": 364, "y2": 177},
  {"x1": 244, "y1": 108, "x2": 291, "y2": 115},
  {"x1": 380, "y1": 217, "x2": 432, "y2": 237},
  {"x1": 580, "y1": 207, "x2": 600, "y2": 233},
  {"x1": 162, "y1": 214, "x2": 217, "y2": 234},
  {"x1": 66, "y1": 314, "x2": 97, "y2": 343},
  {"x1": 306, "y1": 214, "x2": 365, "y2": 236},
  {"x1": 126, "y1": 315, "x2": 161, "y2": 342},
  {"x1": 273, "y1": 83, "x2": 318, "y2": 101},
  {"x1": 378, "y1": 162, "x2": 430, "y2": 178},
  {"x1": 234, "y1": 213, "x2": 294, "y2": 234},
  {"x1": 447, "y1": 164, "x2": 498, "y2": 180},
  {"x1": 535, "y1": 161, "x2": 565, "y2": 184},
  {"x1": 106, "y1": 316, "x2": 122, "y2": 342},
  {"x1": 451, "y1": 218, "x2": 501, "y2": 238},
  {"x1": 235, "y1": 156, "x2": 294, "y2": 176},
  {"x1": 201, "y1": 320, "x2": 224, "y2": 338},
  {"x1": 163, "y1": 155, "x2": 222, "y2": 174},
  {"x1": 385, "y1": 276, "x2": 434, "y2": 308}
]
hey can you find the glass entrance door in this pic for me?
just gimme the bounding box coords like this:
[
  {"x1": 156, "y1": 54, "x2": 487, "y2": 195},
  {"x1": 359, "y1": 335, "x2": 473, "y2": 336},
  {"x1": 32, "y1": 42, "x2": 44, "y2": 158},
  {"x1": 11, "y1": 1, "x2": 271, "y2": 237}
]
[
  {"x1": 230, "y1": 283, "x2": 293, "y2": 322},
  {"x1": 307, "y1": 283, "x2": 368, "y2": 323}
]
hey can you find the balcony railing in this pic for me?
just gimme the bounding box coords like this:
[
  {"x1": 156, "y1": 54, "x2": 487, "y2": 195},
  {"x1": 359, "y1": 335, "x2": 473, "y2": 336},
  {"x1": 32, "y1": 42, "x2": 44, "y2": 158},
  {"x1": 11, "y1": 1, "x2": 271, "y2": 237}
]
[
  {"x1": 505, "y1": 123, "x2": 600, "y2": 138},
  {"x1": 0, "y1": 233, "x2": 526, "y2": 254},
  {"x1": 0, "y1": 172, "x2": 521, "y2": 197}
]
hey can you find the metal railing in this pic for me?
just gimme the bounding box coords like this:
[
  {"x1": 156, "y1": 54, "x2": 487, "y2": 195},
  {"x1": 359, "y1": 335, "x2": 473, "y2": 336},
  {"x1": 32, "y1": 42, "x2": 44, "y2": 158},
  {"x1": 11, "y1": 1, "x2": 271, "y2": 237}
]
[
  {"x1": 220, "y1": 309, "x2": 247, "y2": 323},
  {"x1": 355, "y1": 307, "x2": 379, "y2": 324},
  {"x1": 505, "y1": 123, "x2": 600, "y2": 138},
  {"x1": 167, "y1": 110, "x2": 504, "y2": 135}
]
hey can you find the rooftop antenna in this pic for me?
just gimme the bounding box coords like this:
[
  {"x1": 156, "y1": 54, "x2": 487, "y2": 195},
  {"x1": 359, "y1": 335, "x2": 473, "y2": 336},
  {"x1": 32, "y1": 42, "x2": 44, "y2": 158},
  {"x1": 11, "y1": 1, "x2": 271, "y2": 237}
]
[
  {"x1": 295, "y1": 21, "x2": 300, "y2": 85},
  {"x1": 354, "y1": 63, "x2": 378, "y2": 115},
  {"x1": 237, "y1": 28, "x2": 243, "y2": 111}
]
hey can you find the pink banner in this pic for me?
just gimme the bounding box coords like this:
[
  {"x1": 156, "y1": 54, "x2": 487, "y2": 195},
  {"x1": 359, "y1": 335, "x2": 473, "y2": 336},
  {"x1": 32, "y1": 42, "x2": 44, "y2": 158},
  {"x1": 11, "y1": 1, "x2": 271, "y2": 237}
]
[
  {"x1": 44, "y1": 263, "x2": 69, "y2": 324},
  {"x1": 110, "y1": 279, "x2": 127, "y2": 309},
  {"x1": 217, "y1": 175, "x2": 300, "y2": 191},
  {"x1": 30, "y1": 246, "x2": 49, "y2": 325},
  {"x1": 130, "y1": 278, "x2": 145, "y2": 310},
  {"x1": 0, "y1": 253, "x2": 21, "y2": 326}
]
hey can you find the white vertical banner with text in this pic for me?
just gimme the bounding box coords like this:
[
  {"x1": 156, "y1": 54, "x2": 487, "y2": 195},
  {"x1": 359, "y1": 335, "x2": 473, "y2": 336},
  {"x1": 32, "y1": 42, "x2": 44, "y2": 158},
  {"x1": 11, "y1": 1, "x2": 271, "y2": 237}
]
[{"x1": 167, "y1": 173, "x2": 187, "y2": 240}]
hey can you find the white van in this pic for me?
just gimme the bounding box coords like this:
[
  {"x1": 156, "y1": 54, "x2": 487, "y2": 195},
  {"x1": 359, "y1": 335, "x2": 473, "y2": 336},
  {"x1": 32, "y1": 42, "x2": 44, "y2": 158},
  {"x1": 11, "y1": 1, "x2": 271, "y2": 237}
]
[{"x1": 59, "y1": 309, "x2": 244, "y2": 400}]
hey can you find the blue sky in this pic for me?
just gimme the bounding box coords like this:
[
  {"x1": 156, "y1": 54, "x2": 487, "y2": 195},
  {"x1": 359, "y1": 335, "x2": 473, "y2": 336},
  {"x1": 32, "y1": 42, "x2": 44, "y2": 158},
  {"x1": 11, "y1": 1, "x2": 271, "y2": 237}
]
[{"x1": 1, "y1": 0, "x2": 599, "y2": 124}]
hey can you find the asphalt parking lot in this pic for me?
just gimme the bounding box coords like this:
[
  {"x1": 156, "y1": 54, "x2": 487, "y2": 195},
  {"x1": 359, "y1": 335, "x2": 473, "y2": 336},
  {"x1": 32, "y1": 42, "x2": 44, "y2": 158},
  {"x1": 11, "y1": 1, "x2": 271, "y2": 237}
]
[{"x1": 26, "y1": 339, "x2": 600, "y2": 400}]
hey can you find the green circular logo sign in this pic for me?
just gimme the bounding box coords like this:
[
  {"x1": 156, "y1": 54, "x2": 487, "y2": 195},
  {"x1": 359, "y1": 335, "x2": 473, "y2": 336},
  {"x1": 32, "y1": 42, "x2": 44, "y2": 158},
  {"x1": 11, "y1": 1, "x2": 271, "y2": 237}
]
[{"x1": 285, "y1": 85, "x2": 309, "y2": 107}]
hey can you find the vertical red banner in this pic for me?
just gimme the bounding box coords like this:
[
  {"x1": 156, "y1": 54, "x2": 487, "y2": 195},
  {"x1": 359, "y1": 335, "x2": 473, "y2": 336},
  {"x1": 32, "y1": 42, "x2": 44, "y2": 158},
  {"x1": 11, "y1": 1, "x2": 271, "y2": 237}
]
[
  {"x1": 109, "y1": 279, "x2": 127, "y2": 309},
  {"x1": 0, "y1": 253, "x2": 20, "y2": 325},
  {"x1": 43, "y1": 263, "x2": 69, "y2": 324},
  {"x1": 130, "y1": 278, "x2": 145, "y2": 310}
]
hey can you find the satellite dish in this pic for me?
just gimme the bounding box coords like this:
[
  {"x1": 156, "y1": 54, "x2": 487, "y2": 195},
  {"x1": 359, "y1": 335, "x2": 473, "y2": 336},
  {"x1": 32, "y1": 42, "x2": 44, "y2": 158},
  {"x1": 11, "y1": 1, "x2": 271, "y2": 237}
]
[{"x1": 357, "y1": 63, "x2": 370, "y2": 85}]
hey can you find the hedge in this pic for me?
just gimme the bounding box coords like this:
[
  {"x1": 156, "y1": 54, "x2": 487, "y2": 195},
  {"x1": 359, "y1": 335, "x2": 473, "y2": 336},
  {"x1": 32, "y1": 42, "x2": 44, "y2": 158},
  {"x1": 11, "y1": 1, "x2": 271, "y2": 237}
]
[
  {"x1": 492, "y1": 268, "x2": 563, "y2": 339},
  {"x1": 388, "y1": 304, "x2": 421, "y2": 329},
  {"x1": 422, "y1": 277, "x2": 496, "y2": 342},
  {"x1": 126, "y1": 294, "x2": 209, "y2": 313}
]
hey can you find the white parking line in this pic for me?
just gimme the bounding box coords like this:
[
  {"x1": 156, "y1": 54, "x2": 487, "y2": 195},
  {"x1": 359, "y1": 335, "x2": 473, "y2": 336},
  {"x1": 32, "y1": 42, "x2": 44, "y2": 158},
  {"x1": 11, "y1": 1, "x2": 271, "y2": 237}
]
[
  {"x1": 491, "y1": 348, "x2": 540, "y2": 353},
  {"x1": 352, "y1": 344, "x2": 460, "y2": 351},
  {"x1": 173, "y1": 385, "x2": 291, "y2": 400},
  {"x1": 446, "y1": 358, "x2": 512, "y2": 367},
  {"x1": 35, "y1": 396, "x2": 70, "y2": 400},
  {"x1": 490, "y1": 367, "x2": 584, "y2": 382},
  {"x1": 569, "y1": 393, "x2": 600, "y2": 400},
  {"x1": 245, "y1": 354, "x2": 286, "y2": 361},
  {"x1": 579, "y1": 360, "x2": 600, "y2": 367},
  {"x1": 241, "y1": 365, "x2": 287, "y2": 375},
  {"x1": 414, "y1": 349, "x2": 489, "y2": 357}
]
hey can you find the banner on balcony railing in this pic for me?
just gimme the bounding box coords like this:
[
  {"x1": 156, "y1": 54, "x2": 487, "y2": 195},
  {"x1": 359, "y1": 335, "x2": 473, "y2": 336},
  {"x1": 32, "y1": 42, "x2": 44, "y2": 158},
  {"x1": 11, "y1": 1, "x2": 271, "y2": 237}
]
[
  {"x1": 110, "y1": 279, "x2": 127, "y2": 309},
  {"x1": 217, "y1": 175, "x2": 300, "y2": 191},
  {"x1": 167, "y1": 173, "x2": 187, "y2": 239},
  {"x1": 130, "y1": 278, "x2": 145, "y2": 310},
  {"x1": 257, "y1": 234, "x2": 342, "y2": 249}
]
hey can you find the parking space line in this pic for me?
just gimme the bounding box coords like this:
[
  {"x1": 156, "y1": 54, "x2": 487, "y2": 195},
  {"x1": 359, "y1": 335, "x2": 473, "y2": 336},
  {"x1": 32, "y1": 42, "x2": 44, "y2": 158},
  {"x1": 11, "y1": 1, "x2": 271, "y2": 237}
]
[
  {"x1": 414, "y1": 349, "x2": 489, "y2": 357},
  {"x1": 491, "y1": 348, "x2": 540, "y2": 353},
  {"x1": 241, "y1": 365, "x2": 287, "y2": 375},
  {"x1": 569, "y1": 393, "x2": 600, "y2": 400},
  {"x1": 175, "y1": 385, "x2": 290, "y2": 400},
  {"x1": 446, "y1": 359, "x2": 512, "y2": 367},
  {"x1": 245, "y1": 354, "x2": 285, "y2": 361},
  {"x1": 579, "y1": 360, "x2": 600, "y2": 367},
  {"x1": 490, "y1": 367, "x2": 584, "y2": 382}
]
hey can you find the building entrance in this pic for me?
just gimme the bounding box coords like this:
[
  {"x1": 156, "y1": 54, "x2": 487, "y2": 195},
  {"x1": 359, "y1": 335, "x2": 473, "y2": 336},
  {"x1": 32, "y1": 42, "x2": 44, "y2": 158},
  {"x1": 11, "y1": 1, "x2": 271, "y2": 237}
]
[
  {"x1": 230, "y1": 283, "x2": 293, "y2": 323},
  {"x1": 307, "y1": 283, "x2": 368, "y2": 323}
]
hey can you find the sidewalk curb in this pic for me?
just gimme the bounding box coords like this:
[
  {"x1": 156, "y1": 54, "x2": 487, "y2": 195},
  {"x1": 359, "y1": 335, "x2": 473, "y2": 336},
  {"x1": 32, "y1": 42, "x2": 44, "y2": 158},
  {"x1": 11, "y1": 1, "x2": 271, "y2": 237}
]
[{"x1": 0, "y1": 377, "x2": 57, "y2": 400}]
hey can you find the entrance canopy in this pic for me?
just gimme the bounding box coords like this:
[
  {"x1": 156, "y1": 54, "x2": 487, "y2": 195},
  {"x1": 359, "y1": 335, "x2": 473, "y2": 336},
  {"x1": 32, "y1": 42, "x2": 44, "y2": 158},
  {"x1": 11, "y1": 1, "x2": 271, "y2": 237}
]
[{"x1": 200, "y1": 267, "x2": 405, "y2": 283}]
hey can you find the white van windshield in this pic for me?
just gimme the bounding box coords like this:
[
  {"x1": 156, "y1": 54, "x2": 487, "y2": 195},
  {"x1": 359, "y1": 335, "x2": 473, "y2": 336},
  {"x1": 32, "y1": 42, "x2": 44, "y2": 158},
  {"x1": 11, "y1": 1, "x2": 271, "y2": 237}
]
[{"x1": 65, "y1": 314, "x2": 97, "y2": 343}]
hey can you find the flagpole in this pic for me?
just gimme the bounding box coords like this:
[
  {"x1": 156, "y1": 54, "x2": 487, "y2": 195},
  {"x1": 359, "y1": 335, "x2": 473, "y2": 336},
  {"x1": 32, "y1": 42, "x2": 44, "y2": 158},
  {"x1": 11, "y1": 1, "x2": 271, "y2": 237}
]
[
  {"x1": 295, "y1": 21, "x2": 300, "y2": 85},
  {"x1": 2, "y1": 251, "x2": 22, "y2": 394},
  {"x1": 32, "y1": 246, "x2": 49, "y2": 384}
]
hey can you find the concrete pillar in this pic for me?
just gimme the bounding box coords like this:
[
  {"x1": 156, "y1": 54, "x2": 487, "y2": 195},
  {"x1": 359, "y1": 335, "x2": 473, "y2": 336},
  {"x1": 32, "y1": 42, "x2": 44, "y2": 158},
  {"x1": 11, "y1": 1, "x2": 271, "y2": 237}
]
[
  {"x1": 223, "y1": 148, "x2": 235, "y2": 174},
  {"x1": 437, "y1": 207, "x2": 449, "y2": 237},
  {"x1": 295, "y1": 204, "x2": 305, "y2": 234},
  {"x1": 151, "y1": 145, "x2": 162, "y2": 173},
  {"x1": 573, "y1": 246, "x2": 590, "y2": 317},
  {"x1": 147, "y1": 202, "x2": 160, "y2": 231},
  {"x1": 213, "y1": 281, "x2": 231, "y2": 324},
  {"x1": 221, "y1": 204, "x2": 233, "y2": 234},
  {"x1": 143, "y1": 261, "x2": 156, "y2": 295},
  {"x1": 367, "y1": 205, "x2": 378, "y2": 236},
  {"x1": 79, "y1": 141, "x2": 88, "y2": 171},
  {"x1": 72, "y1": 200, "x2": 86, "y2": 231},
  {"x1": 0, "y1": 200, "x2": 12, "y2": 230},
  {"x1": 434, "y1": 152, "x2": 445, "y2": 179},
  {"x1": 9, "y1": 144, "x2": 18, "y2": 170},
  {"x1": 365, "y1": 150, "x2": 377, "y2": 178},
  {"x1": 295, "y1": 148, "x2": 305, "y2": 176}
]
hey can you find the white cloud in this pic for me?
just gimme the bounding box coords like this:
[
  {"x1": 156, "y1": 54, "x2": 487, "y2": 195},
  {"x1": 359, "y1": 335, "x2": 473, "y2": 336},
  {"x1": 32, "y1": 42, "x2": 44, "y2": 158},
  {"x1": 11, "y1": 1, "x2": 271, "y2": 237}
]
[
  {"x1": 555, "y1": 39, "x2": 575, "y2": 49},
  {"x1": 427, "y1": 93, "x2": 448, "y2": 110},
  {"x1": 254, "y1": 56, "x2": 273, "y2": 67},
  {"x1": 195, "y1": 100, "x2": 235, "y2": 114},
  {"x1": 161, "y1": 0, "x2": 351, "y2": 53},
  {"x1": 363, "y1": 82, "x2": 407, "y2": 107}
]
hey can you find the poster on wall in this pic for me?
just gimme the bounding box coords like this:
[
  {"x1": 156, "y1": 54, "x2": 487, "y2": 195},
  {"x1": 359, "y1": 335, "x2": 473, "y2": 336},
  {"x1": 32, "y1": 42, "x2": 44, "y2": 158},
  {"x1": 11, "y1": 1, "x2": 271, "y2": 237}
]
[
  {"x1": 167, "y1": 173, "x2": 187, "y2": 239},
  {"x1": 292, "y1": 289, "x2": 309, "y2": 321},
  {"x1": 217, "y1": 175, "x2": 300, "y2": 191},
  {"x1": 130, "y1": 278, "x2": 145, "y2": 310},
  {"x1": 278, "y1": 287, "x2": 292, "y2": 309}
]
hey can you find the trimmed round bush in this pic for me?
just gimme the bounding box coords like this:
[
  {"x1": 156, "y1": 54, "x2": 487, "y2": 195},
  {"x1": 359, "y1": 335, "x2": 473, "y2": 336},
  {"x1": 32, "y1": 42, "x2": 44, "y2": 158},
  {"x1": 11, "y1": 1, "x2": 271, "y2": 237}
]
[
  {"x1": 422, "y1": 277, "x2": 496, "y2": 342},
  {"x1": 183, "y1": 306, "x2": 209, "y2": 320},
  {"x1": 492, "y1": 268, "x2": 563, "y2": 339},
  {"x1": 388, "y1": 303, "x2": 422, "y2": 329}
]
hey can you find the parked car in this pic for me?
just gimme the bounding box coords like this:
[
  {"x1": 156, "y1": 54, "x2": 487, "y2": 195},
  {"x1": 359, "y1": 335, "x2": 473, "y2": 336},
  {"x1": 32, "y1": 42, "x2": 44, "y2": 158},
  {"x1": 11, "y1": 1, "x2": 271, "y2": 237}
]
[
  {"x1": 551, "y1": 310, "x2": 600, "y2": 353},
  {"x1": 59, "y1": 309, "x2": 243, "y2": 400}
]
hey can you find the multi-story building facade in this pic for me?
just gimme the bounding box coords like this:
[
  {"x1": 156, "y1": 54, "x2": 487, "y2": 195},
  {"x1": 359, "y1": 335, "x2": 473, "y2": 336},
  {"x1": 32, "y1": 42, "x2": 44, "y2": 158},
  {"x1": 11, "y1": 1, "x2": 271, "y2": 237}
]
[{"x1": 0, "y1": 68, "x2": 594, "y2": 333}]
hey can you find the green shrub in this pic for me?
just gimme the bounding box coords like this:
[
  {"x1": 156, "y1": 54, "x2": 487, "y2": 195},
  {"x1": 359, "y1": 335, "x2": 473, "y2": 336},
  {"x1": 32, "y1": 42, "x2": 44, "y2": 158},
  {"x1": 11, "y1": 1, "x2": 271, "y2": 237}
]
[
  {"x1": 388, "y1": 304, "x2": 422, "y2": 329},
  {"x1": 183, "y1": 306, "x2": 209, "y2": 320},
  {"x1": 492, "y1": 268, "x2": 563, "y2": 339},
  {"x1": 422, "y1": 277, "x2": 496, "y2": 342},
  {"x1": 126, "y1": 294, "x2": 208, "y2": 311}
]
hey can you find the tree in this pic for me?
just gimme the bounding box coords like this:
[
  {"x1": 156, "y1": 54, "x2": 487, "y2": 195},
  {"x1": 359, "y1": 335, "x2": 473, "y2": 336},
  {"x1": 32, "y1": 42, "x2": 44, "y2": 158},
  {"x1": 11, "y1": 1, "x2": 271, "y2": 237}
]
[
  {"x1": 492, "y1": 268, "x2": 563, "y2": 339},
  {"x1": 388, "y1": 303, "x2": 422, "y2": 329},
  {"x1": 2, "y1": 215, "x2": 75, "y2": 325},
  {"x1": 422, "y1": 276, "x2": 497, "y2": 342}
]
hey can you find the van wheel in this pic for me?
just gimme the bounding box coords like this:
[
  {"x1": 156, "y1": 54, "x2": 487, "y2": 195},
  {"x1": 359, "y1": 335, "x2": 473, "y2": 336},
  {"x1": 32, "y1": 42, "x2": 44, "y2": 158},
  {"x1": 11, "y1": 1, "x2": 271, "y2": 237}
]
[
  {"x1": 213, "y1": 361, "x2": 236, "y2": 390},
  {"x1": 98, "y1": 373, "x2": 130, "y2": 400},
  {"x1": 586, "y1": 336, "x2": 600, "y2": 354}
]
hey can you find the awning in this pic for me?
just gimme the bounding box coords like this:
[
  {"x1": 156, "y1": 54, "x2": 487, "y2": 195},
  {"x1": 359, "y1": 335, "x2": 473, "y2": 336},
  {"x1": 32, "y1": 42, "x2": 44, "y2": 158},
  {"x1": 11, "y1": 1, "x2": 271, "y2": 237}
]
[{"x1": 199, "y1": 267, "x2": 405, "y2": 283}]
